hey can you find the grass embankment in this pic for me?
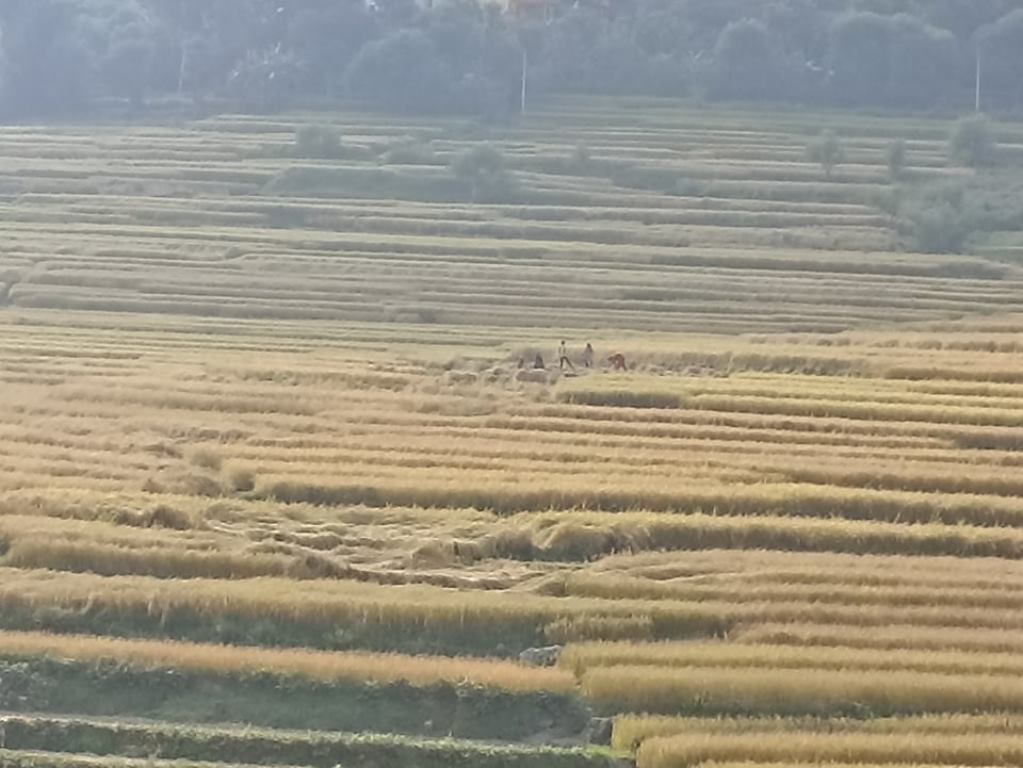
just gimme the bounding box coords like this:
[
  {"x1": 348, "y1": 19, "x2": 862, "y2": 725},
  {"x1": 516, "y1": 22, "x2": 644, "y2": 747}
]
[
  {"x1": 0, "y1": 753, "x2": 282, "y2": 768},
  {"x1": 0, "y1": 629, "x2": 570, "y2": 691},
  {"x1": 0, "y1": 716, "x2": 623, "y2": 768},
  {"x1": 0, "y1": 632, "x2": 586, "y2": 740}
]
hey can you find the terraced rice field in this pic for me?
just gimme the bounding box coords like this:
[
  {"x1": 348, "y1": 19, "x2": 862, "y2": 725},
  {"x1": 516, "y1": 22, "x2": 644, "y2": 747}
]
[{"x1": 2, "y1": 97, "x2": 1023, "y2": 768}]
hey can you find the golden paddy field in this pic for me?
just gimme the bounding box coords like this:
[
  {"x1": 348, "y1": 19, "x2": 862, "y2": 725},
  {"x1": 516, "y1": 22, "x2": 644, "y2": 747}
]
[{"x1": 1, "y1": 97, "x2": 1023, "y2": 768}]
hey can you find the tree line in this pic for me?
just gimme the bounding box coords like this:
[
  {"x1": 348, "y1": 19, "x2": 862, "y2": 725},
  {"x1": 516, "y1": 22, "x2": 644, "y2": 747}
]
[{"x1": 3, "y1": 0, "x2": 1023, "y2": 119}]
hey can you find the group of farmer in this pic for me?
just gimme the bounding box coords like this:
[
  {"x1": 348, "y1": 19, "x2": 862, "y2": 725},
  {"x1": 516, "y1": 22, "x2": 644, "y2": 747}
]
[{"x1": 524, "y1": 341, "x2": 627, "y2": 372}]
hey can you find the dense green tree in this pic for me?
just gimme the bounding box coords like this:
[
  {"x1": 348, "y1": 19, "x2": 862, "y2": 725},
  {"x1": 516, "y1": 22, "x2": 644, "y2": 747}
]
[
  {"x1": 977, "y1": 10, "x2": 1023, "y2": 110},
  {"x1": 949, "y1": 114, "x2": 996, "y2": 167},
  {"x1": 886, "y1": 137, "x2": 908, "y2": 180},
  {"x1": 284, "y1": 1, "x2": 376, "y2": 96},
  {"x1": 711, "y1": 18, "x2": 788, "y2": 101},
  {"x1": 1, "y1": 0, "x2": 1022, "y2": 119},
  {"x1": 451, "y1": 143, "x2": 514, "y2": 202},
  {"x1": 887, "y1": 14, "x2": 958, "y2": 108},
  {"x1": 0, "y1": 0, "x2": 96, "y2": 115},
  {"x1": 829, "y1": 12, "x2": 893, "y2": 106},
  {"x1": 344, "y1": 29, "x2": 451, "y2": 113}
]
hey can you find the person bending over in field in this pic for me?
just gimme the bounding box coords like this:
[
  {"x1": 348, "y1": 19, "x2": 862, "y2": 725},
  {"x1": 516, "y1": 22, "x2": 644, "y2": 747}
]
[
  {"x1": 559, "y1": 340, "x2": 575, "y2": 371},
  {"x1": 608, "y1": 353, "x2": 627, "y2": 371},
  {"x1": 534, "y1": 353, "x2": 546, "y2": 370}
]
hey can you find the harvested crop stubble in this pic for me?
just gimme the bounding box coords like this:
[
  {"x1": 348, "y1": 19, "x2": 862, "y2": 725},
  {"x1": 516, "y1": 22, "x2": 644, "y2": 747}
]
[
  {"x1": 561, "y1": 640, "x2": 1023, "y2": 677},
  {"x1": 550, "y1": 572, "x2": 1023, "y2": 611},
  {"x1": 635, "y1": 731, "x2": 1023, "y2": 768},
  {"x1": 0, "y1": 568, "x2": 730, "y2": 647},
  {"x1": 550, "y1": 574, "x2": 1023, "y2": 628},
  {"x1": 734, "y1": 622, "x2": 1023, "y2": 654},
  {"x1": 263, "y1": 473, "x2": 1023, "y2": 530},
  {"x1": 0, "y1": 537, "x2": 324, "y2": 581},
  {"x1": 527, "y1": 507, "x2": 1023, "y2": 558},
  {"x1": 582, "y1": 664, "x2": 1023, "y2": 716},
  {"x1": 590, "y1": 545, "x2": 1023, "y2": 578},
  {"x1": 614, "y1": 712, "x2": 1023, "y2": 751},
  {"x1": 0, "y1": 629, "x2": 574, "y2": 693}
]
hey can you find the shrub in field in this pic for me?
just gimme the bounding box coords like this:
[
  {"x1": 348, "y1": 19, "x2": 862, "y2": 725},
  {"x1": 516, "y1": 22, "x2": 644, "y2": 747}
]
[
  {"x1": 674, "y1": 176, "x2": 707, "y2": 197},
  {"x1": 188, "y1": 447, "x2": 223, "y2": 472},
  {"x1": 144, "y1": 470, "x2": 224, "y2": 498},
  {"x1": 886, "y1": 138, "x2": 907, "y2": 180},
  {"x1": 949, "y1": 115, "x2": 996, "y2": 167},
  {"x1": 451, "y1": 143, "x2": 515, "y2": 203},
  {"x1": 907, "y1": 201, "x2": 970, "y2": 253},
  {"x1": 570, "y1": 142, "x2": 592, "y2": 172},
  {"x1": 806, "y1": 129, "x2": 844, "y2": 179},
  {"x1": 144, "y1": 504, "x2": 197, "y2": 530},
  {"x1": 381, "y1": 138, "x2": 437, "y2": 165},
  {"x1": 226, "y1": 465, "x2": 257, "y2": 493},
  {"x1": 899, "y1": 182, "x2": 970, "y2": 253},
  {"x1": 294, "y1": 124, "x2": 344, "y2": 159}
]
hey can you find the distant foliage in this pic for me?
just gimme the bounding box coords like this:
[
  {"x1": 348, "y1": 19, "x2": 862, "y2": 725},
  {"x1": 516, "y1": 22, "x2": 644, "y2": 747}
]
[
  {"x1": 451, "y1": 143, "x2": 515, "y2": 203},
  {"x1": 949, "y1": 115, "x2": 996, "y2": 167},
  {"x1": 4, "y1": 1, "x2": 1023, "y2": 117},
  {"x1": 711, "y1": 19, "x2": 789, "y2": 102},
  {"x1": 294, "y1": 124, "x2": 344, "y2": 159},
  {"x1": 886, "y1": 138, "x2": 908, "y2": 180},
  {"x1": 908, "y1": 202, "x2": 970, "y2": 254},
  {"x1": 806, "y1": 130, "x2": 845, "y2": 179}
]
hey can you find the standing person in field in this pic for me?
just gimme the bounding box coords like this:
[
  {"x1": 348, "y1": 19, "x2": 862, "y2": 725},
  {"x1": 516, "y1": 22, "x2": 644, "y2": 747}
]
[
  {"x1": 559, "y1": 340, "x2": 575, "y2": 371},
  {"x1": 582, "y1": 342, "x2": 594, "y2": 368}
]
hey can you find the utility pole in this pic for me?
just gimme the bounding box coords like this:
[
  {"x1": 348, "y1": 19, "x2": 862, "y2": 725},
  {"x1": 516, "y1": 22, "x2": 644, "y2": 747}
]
[
  {"x1": 975, "y1": 49, "x2": 982, "y2": 113},
  {"x1": 521, "y1": 47, "x2": 528, "y2": 115}
]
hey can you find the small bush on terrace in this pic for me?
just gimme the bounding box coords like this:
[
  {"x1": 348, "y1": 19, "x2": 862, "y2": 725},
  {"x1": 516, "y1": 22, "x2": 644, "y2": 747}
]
[
  {"x1": 886, "y1": 138, "x2": 907, "y2": 180},
  {"x1": 907, "y1": 201, "x2": 970, "y2": 254},
  {"x1": 226, "y1": 465, "x2": 257, "y2": 493},
  {"x1": 570, "y1": 142, "x2": 592, "y2": 172},
  {"x1": 806, "y1": 129, "x2": 844, "y2": 179},
  {"x1": 188, "y1": 447, "x2": 223, "y2": 472},
  {"x1": 949, "y1": 115, "x2": 996, "y2": 167},
  {"x1": 450, "y1": 143, "x2": 515, "y2": 203},
  {"x1": 294, "y1": 124, "x2": 344, "y2": 159},
  {"x1": 381, "y1": 138, "x2": 438, "y2": 165}
]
